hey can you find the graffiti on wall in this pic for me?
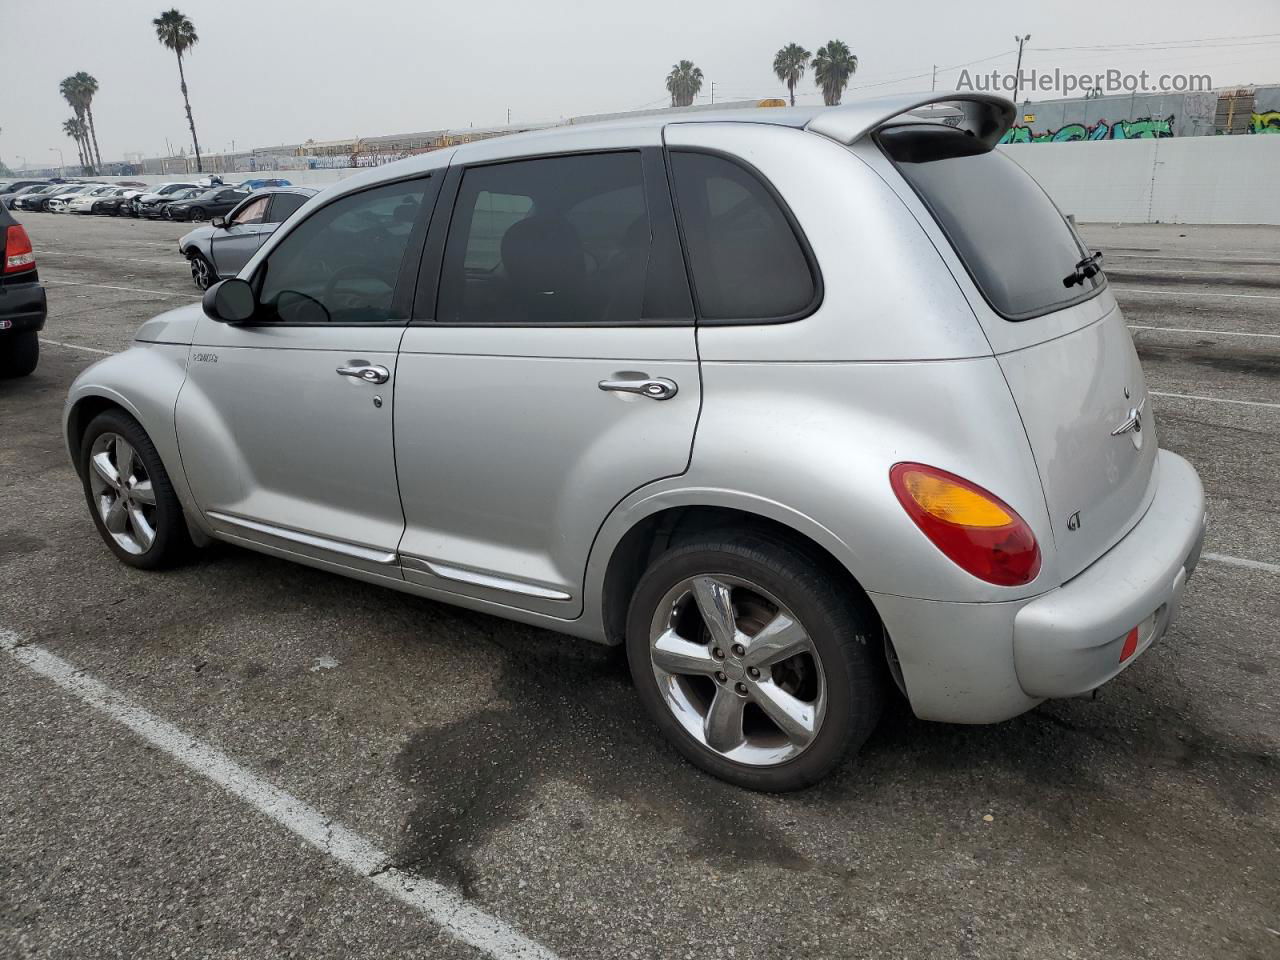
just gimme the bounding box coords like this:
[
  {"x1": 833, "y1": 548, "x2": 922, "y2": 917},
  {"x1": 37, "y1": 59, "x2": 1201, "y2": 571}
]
[
  {"x1": 1000, "y1": 115, "x2": 1175, "y2": 144},
  {"x1": 1251, "y1": 111, "x2": 1280, "y2": 134}
]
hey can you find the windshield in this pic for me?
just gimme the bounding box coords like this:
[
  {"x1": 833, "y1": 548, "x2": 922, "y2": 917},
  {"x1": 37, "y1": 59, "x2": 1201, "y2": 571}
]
[{"x1": 879, "y1": 124, "x2": 1104, "y2": 321}]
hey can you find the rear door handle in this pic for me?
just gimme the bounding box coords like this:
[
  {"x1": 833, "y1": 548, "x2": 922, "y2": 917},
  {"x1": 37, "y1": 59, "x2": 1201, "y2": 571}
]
[
  {"x1": 337, "y1": 363, "x2": 390, "y2": 385},
  {"x1": 598, "y1": 377, "x2": 679, "y2": 401}
]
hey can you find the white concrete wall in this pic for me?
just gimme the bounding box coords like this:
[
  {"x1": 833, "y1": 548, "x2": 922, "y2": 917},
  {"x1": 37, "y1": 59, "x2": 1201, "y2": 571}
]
[
  {"x1": 91, "y1": 135, "x2": 1280, "y2": 225},
  {"x1": 1000, "y1": 135, "x2": 1280, "y2": 225}
]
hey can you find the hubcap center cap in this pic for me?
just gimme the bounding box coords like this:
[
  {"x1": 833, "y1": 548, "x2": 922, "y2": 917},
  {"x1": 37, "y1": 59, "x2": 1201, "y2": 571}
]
[{"x1": 722, "y1": 658, "x2": 746, "y2": 682}]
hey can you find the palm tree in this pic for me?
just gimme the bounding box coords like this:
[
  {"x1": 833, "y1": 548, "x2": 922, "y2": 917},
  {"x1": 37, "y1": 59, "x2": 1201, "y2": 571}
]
[
  {"x1": 153, "y1": 8, "x2": 203, "y2": 172},
  {"x1": 73, "y1": 72, "x2": 103, "y2": 169},
  {"x1": 59, "y1": 76, "x2": 95, "y2": 174},
  {"x1": 812, "y1": 40, "x2": 859, "y2": 106},
  {"x1": 665, "y1": 60, "x2": 704, "y2": 108},
  {"x1": 63, "y1": 118, "x2": 89, "y2": 174},
  {"x1": 773, "y1": 43, "x2": 811, "y2": 107}
]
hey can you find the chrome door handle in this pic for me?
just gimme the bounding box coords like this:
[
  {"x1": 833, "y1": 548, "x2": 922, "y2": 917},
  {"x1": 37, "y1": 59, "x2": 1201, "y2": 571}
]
[
  {"x1": 598, "y1": 377, "x2": 679, "y2": 401},
  {"x1": 336, "y1": 363, "x2": 390, "y2": 385}
]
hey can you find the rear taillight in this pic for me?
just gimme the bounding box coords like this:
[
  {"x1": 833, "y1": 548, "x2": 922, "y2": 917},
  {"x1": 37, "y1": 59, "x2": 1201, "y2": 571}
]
[
  {"x1": 4, "y1": 225, "x2": 35, "y2": 273},
  {"x1": 890, "y1": 462, "x2": 1041, "y2": 586}
]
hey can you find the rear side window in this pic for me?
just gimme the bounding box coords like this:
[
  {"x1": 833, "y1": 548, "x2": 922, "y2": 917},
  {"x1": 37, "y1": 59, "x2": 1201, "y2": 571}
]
[
  {"x1": 436, "y1": 151, "x2": 687, "y2": 325},
  {"x1": 880, "y1": 125, "x2": 1103, "y2": 321},
  {"x1": 669, "y1": 151, "x2": 816, "y2": 321}
]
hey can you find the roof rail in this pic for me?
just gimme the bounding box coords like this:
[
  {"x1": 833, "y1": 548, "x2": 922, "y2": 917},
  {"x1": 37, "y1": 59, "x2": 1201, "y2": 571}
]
[{"x1": 806, "y1": 91, "x2": 1016, "y2": 149}]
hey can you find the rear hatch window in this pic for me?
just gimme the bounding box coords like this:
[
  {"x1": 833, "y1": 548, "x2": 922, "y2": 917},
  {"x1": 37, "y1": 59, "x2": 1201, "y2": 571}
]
[{"x1": 879, "y1": 124, "x2": 1103, "y2": 321}]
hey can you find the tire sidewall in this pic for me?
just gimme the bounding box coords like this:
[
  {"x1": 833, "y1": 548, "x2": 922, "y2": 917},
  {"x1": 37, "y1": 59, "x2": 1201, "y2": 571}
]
[{"x1": 625, "y1": 541, "x2": 876, "y2": 791}]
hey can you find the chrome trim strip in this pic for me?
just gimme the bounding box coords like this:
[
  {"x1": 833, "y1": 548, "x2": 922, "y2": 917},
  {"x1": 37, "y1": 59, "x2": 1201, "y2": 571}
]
[
  {"x1": 206, "y1": 511, "x2": 398, "y2": 565},
  {"x1": 400, "y1": 555, "x2": 573, "y2": 602}
]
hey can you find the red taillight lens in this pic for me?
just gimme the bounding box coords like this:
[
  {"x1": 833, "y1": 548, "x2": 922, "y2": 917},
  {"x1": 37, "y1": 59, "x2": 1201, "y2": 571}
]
[
  {"x1": 890, "y1": 462, "x2": 1041, "y2": 586},
  {"x1": 4, "y1": 225, "x2": 35, "y2": 273}
]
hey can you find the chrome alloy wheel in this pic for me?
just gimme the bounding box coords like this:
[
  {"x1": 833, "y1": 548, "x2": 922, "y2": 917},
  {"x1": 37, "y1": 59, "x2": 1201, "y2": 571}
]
[
  {"x1": 189, "y1": 254, "x2": 212, "y2": 289},
  {"x1": 648, "y1": 574, "x2": 827, "y2": 767},
  {"x1": 88, "y1": 433, "x2": 158, "y2": 555}
]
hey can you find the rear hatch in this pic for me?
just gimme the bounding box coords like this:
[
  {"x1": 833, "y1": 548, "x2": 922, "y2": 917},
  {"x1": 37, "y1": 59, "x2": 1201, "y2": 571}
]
[{"x1": 880, "y1": 123, "x2": 1157, "y2": 581}]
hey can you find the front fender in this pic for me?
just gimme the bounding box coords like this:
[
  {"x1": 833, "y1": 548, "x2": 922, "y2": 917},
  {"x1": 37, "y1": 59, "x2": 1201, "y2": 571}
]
[{"x1": 64, "y1": 343, "x2": 202, "y2": 527}]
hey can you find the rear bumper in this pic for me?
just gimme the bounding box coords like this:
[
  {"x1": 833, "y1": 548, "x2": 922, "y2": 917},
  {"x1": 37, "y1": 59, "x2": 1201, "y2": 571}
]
[
  {"x1": 0, "y1": 281, "x2": 48, "y2": 334},
  {"x1": 1013, "y1": 450, "x2": 1205, "y2": 698},
  {"x1": 870, "y1": 449, "x2": 1205, "y2": 723}
]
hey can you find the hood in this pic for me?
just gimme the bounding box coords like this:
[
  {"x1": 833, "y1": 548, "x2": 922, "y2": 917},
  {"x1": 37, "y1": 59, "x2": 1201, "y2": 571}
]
[
  {"x1": 180, "y1": 224, "x2": 215, "y2": 249},
  {"x1": 135, "y1": 302, "x2": 204, "y2": 345}
]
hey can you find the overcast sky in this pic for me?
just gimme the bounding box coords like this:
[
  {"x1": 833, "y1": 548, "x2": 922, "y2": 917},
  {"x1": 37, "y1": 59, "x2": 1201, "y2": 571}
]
[{"x1": 4, "y1": 0, "x2": 1279, "y2": 166}]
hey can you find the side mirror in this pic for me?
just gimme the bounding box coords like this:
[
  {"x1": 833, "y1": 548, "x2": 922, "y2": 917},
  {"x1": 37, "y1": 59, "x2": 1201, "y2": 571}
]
[
  {"x1": 211, "y1": 216, "x2": 226, "y2": 228},
  {"x1": 202, "y1": 278, "x2": 257, "y2": 323}
]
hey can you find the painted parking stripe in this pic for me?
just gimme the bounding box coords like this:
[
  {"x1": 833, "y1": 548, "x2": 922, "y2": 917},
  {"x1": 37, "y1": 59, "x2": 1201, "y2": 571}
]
[
  {"x1": 41, "y1": 278, "x2": 198, "y2": 299},
  {"x1": 1150, "y1": 391, "x2": 1280, "y2": 410},
  {"x1": 1203, "y1": 553, "x2": 1280, "y2": 575},
  {"x1": 0, "y1": 630, "x2": 560, "y2": 960},
  {"x1": 39, "y1": 338, "x2": 114, "y2": 356},
  {"x1": 1129, "y1": 324, "x2": 1280, "y2": 340},
  {"x1": 39, "y1": 250, "x2": 184, "y2": 266},
  {"x1": 1114, "y1": 287, "x2": 1280, "y2": 302}
]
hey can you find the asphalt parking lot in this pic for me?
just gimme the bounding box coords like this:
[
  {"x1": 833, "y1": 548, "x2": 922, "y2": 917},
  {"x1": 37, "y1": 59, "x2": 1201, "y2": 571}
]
[{"x1": 1, "y1": 211, "x2": 1277, "y2": 960}]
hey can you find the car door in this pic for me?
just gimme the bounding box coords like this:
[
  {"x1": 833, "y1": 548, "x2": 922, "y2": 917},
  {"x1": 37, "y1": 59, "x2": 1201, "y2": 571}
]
[
  {"x1": 209, "y1": 194, "x2": 271, "y2": 278},
  {"x1": 395, "y1": 147, "x2": 700, "y2": 616},
  {"x1": 175, "y1": 174, "x2": 440, "y2": 577},
  {"x1": 254, "y1": 191, "x2": 310, "y2": 249}
]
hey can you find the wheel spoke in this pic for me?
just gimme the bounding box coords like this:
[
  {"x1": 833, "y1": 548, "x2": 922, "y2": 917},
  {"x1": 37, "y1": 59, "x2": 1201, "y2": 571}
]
[
  {"x1": 102, "y1": 496, "x2": 128, "y2": 533},
  {"x1": 91, "y1": 451, "x2": 120, "y2": 488},
  {"x1": 113, "y1": 436, "x2": 135, "y2": 483},
  {"x1": 651, "y1": 629, "x2": 720, "y2": 677},
  {"x1": 743, "y1": 611, "x2": 810, "y2": 668},
  {"x1": 750, "y1": 680, "x2": 818, "y2": 749},
  {"x1": 127, "y1": 505, "x2": 156, "y2": 550},
  {"x1": 703, "y1": 687, "x2": 746, "y2": 753},
  {"x1": 131, "y1": 478, "x2": 156, "y2": 506},
  {"x1": 691, "y1": 576, "x2": 737, "y2": 650}
]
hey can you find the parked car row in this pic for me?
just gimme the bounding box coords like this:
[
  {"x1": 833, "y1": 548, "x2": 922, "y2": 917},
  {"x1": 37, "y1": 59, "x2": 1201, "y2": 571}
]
[{"x1": 0, "y1": 177, "x2": 294, "y2": 222}]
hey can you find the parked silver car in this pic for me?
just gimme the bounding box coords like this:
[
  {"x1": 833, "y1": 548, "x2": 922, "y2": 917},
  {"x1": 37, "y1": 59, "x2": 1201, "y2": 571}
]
[
  {"x1": 64, "y1": 92, "x2": 1206, "y2": 790},
  {"x1": 178, "y1": 186, "x2": 318, "y2": 289}
]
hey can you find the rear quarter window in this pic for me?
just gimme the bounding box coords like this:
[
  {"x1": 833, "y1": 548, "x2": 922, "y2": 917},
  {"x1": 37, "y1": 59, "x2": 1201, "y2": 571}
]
[{"x1": 879, "y1": 124, "x2": 1103, "y2": 321}]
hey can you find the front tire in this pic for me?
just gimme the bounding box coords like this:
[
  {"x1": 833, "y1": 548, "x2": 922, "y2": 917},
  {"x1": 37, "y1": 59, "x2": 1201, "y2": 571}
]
[
  {"x1": 626, "y1": 533, "x2": 885, "y2": 791},
  {"x1": 79, "y1": 410, "x2": 191, "y2": 570},
  {"x1": 0, "y1": 331, "x2": 39, "y2": 378},
  {"x1": 187, "y1": 206, "x2": 205, "y2": 221},
  {"x1": 187, "y1": 250, "x2": 215, "y2": 290}
]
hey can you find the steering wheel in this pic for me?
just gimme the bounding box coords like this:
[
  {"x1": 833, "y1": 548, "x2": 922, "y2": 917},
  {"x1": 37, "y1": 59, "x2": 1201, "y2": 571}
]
[{"x1": 322, "y1": 264, "x2": 394, "y2": 309}]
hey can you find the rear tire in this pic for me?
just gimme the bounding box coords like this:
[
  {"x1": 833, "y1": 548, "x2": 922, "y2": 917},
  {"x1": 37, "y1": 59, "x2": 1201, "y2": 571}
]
[
  {"x1": 625, "y1": 532, "x2": 885, "y2": 791},
  {"x1": 79, "y1": 409, "x2": 192, "y2": 570},
  {"x1": 0, "y1": 331, "x2": 39, "y2": 378}
]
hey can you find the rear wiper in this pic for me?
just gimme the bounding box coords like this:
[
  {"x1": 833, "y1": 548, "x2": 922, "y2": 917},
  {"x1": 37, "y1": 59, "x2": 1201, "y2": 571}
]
[{"x1": 1063, "y1": 250, "x2": 1104, "y2": 288}]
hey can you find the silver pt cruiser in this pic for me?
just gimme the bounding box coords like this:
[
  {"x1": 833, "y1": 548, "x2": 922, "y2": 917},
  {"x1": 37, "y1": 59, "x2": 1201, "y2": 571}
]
[{"x1": 65, "y1": 92, "x2": 1206, "y2": 790}]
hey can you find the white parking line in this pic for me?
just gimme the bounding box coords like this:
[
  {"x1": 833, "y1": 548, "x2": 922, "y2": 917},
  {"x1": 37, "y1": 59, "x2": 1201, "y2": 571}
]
[
  {"x1": 1129, "y1": 324, "x2": 1280, "y2": 340},
  {"x1": 41, "y1": 278, "x2": 198, "y2": 299},
  {"x1": 1150, "y1": 391, "x2": 1280, "y2": 410},
  {"x1": 1114, "y1": 288, "x2": 1280, "y2": 302},
  {"x1": 40, "y1": 251, "x2": 183, "y2": 266},
  {"x1": 0, "y1": 629, "x2": 559, "y2": 960},
  {"x1": 39, "y1": 338, "x2": 114, "y2": 356},
  {"x1": 1204, "y1": 553, "x2": 1280, "y2": 575}
]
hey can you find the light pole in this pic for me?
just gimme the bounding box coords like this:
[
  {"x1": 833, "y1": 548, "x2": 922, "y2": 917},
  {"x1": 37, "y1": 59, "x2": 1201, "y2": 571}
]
[
  {"x1": 49, "y1": 147, "x2": 64, "y2": 178},
  {"x1": 1013, "y1": 34, "x2": 1031, "y2": 102}
]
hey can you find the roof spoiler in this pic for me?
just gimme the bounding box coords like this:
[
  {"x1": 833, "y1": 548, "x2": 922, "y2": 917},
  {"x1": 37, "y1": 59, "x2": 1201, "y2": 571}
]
[{"x1": 805, "y1": 92, "x2": 1016, "y2": 149}]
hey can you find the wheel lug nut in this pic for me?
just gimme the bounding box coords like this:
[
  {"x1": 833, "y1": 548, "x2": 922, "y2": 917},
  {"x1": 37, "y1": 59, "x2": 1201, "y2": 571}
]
[
  {"x1": 712, "y1": 647, "x2": 725, "y2": 660},
  {"x1": 715, "y1": 672, "x2": 727, "y2": 684},
  {"x1": 748, "y1": 666, "x2": 760, "y2": 679},
  {"x1": 731, "y1": 644, "x2": 745, "y2": 657},
  {"x1": 735, "y1": 682, "x2": 748, "y2": 695}
]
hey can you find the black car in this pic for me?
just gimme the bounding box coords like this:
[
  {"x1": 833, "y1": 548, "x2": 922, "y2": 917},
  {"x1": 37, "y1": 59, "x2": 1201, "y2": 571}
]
[
  {"x1": 0, "y1": 205, "x2": 47, "y2": 378},
  {"x1": 12, "y1": 184, "x2": 68, "y2": 212},
  {"x1": 164, "y1": 186, "x2": 251, "y2": 222},
  {"x1": 1, "y1": 183, "x2": 52, "y2": 209},
  {"x1": 1, "y1": 180, "x2": 50, "y2": 198},
  {"x1": 137, "y1": 187, "x2": 202, "y2": 219}
]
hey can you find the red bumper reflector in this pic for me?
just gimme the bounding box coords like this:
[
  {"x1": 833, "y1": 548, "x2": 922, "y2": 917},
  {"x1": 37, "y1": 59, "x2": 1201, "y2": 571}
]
[{"x1": 1119, "y1": 626, "x2": 1140, "y2": 663}]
